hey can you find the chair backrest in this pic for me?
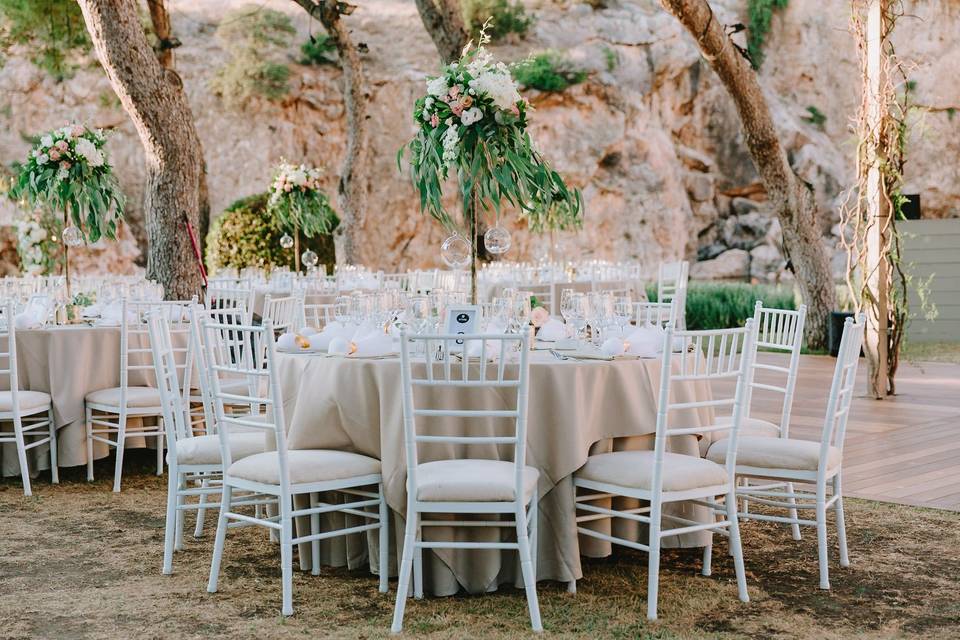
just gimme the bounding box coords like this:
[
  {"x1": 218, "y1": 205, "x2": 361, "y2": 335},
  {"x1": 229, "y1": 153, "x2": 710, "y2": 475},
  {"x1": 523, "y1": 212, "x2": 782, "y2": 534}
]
[
  {"x1": 635, "y1": 300, "x2": 676, "y2": 328},
  {"x1": 657, "y1": 260, "x2": 689, "y2": 304},
  {"x1": 189, "y1": 304, "x2": 249, "y2": 435},
  {"x1": 146, "y1": 312, "x2": 192, "y2": 459},
  {"x1": 205, "y1": 285, "x2": 254, "y2": 326},
  {"x1": 0, "y1": 303, "x2": 22, "y2": 413},
  {"x1": 746, "y1": 302, "x2": 807, "y2": 436},
  {"x1": 399, "y1": 332, "x2": 531, "y2": 503},
  {"x1": 202, "y1": 319, "x2": 285, "y2": 478},
  {"x1": 301, "y1": 302, "x2": 336, "y2": 330},
  {"x1": 261, "y1": 293, "x2": 300, "y2": 334},
  {"x1": 819, "y1": 316, "x2": 865, "y2": 461},
  {"x1": 519, "y1": 283, "x2": 554, "y2": 316},
  {"x1": 121, "y1": 299, "x2": 194, "y2": 398},
  {"x1": 653, "y1": 321, "x2": 756, "y2": 490}
]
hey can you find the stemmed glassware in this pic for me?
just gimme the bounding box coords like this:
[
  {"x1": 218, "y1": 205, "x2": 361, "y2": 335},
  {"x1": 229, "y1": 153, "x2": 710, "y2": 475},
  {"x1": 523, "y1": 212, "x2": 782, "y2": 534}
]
[
  {"x1": 613, "y1": 295, "x2": 633, "y2": 336},
  {"x1": 560, "y1": 290, "x2": 587, "y2": 341}
]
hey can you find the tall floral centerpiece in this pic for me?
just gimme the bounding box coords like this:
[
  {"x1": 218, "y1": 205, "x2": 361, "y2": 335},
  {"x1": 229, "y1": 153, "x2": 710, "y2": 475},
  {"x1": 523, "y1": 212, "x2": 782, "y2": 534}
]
[
  {"x1": 400, "y1": 27, "x2": 582, "y2": 303},
  {"x1": 267, "y1": 160, "x2": 338, "y2": 272},
  {"x1": 10, "y1": 124, "x2": 124, "y2": 295}
]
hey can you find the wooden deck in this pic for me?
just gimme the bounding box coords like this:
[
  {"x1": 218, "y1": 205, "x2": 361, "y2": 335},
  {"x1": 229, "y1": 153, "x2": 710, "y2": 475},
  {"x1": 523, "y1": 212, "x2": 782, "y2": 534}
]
[{"x1": 740, "y1": 353, "x2": 960, "y2": 511}]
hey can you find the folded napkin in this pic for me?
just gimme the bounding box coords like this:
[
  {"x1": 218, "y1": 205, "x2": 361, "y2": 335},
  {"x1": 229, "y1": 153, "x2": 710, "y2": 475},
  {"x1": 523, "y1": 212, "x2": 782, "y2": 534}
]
[
  {"x1": 352, "y1": 331, "x2": 396, "y2": 357},
  {"x1": 601, "y1": 336, "x2": 627, "y2": 357},
  {"x1": 625, "y1": 324, "x2": 665, "y2": 358},
  {"x1": 14, "y1": 310, "x2": 43, "y2": 330},
  {"x1": 307, "y1": 321, "x2": 358, "y2": 351},
  {"x1": 277, "y1": 332, "x2": 310, "y2": 351},
  {"x1": 536, "y1": 318, "x2": 567, "y2": 342}
]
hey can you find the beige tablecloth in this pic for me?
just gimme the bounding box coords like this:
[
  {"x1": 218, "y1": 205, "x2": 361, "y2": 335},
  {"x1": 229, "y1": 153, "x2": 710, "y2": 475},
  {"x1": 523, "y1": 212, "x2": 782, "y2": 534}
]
[
  {"x1": 2, "y1": 326, "x2": 172, "y2": 477},
  {"x1": 274, "y1": 351, "x2": 714, "y2": 596}
]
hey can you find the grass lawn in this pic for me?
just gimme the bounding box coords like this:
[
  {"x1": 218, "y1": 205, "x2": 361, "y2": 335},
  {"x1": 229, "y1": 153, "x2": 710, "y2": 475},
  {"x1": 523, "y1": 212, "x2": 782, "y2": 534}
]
[
  {"x1": 901, "y1": 341, "x2": 960, "y2": 365},
  {"x1": 2, "y1": 454, "x2": 959, "y2": 640}
]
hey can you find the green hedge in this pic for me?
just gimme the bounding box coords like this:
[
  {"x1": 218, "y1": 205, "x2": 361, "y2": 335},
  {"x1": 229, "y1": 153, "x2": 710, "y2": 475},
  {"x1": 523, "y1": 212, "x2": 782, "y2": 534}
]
[
  {"x1": 205, "y1": 192, "x2": 337, "y2": 274},
  {"x1": 648, "y1": 282, "x2": 797, "y2": 330}
]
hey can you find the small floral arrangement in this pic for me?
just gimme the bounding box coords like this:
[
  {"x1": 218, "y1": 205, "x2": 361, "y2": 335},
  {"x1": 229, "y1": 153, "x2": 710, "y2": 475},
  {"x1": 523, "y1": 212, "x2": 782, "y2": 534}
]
[
  {"x1": 10, "y1": 123, "x2": 124, "y2": 243},
  {"x1": 71, "y1": 292, "x2": 96, "y2": 307},
  {"x1": 14, "y1": 209, "x2": 62, "y2": 275},
  {"x1": 267, "y1": 160, "x2": 338, "y2": 237},
  {"x1": 399, "y1": 25, "x2": 582, "y2": 233}
]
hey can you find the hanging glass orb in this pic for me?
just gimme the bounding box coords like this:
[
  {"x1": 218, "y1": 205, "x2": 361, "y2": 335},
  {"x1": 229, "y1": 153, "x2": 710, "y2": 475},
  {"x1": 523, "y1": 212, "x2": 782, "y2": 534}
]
[
  {"x1": 440, "y1": 234, "x2": 471, "y2": 269},
  {"x1": 279, "y1": 233, "x2": 294, "y2": 249},
  {"x1": 61, "y1": 225, "x2": 84, "y2": 248},
  {"x1": 301, "y1": 249, "x2": 319, "y2": 269},
  {"x1": 484, "y1": 225, "x2": 511, "y2": 255}
]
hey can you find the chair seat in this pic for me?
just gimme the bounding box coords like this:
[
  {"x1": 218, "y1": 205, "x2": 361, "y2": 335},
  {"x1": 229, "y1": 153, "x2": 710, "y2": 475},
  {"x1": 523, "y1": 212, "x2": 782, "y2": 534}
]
[
  {"x1": 86, "y1": 386, "x2": 161, "y2": 408},
  {"x1": 172, "y1": 433, "x2": 266, "y2": 466},
  {"x1": 712, "y1": 416, "x2": 781, "y2": 438},
  {"x1": 227, "y1": 449, "x2": 381, "y2": 486},
  {"x1": 415, "y1": 459, "x2": 539, "y2": 503},
  {"x1": 707, "y1": 436, "x2": 842, "y2": 472},
  {"x1": 0, "y1": 390, "x2": 52, "y2": 413},
  {"x1": 576, "y1": 450, "x2": 728, "y2": 493}
]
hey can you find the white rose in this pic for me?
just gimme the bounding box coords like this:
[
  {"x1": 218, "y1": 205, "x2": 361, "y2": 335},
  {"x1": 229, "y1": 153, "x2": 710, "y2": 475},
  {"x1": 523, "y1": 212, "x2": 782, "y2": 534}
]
[
  {"x1": 461, "y1": 107, "x2": 483, "y2": 126},
  {"x1": 424, "y1": 97, "x2": 434, "y2": 109},
  {"x1": 426, "y1": 76, "x2": 448, "y2": 97},
  {"x1": 40, "y1": 135, "x2": 53, "y2": 148},
  {"x1": 289, "y1": 168, "x2": 308, "y2": 186},
  {"x1": 37, "y1": 153, "x2": 49, "y2": 165}
]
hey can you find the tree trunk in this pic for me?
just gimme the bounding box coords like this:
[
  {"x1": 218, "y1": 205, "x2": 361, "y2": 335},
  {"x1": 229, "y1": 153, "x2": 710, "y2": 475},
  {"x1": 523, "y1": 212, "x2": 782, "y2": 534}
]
[
  {"x1": 292, "y1": 0, "x2": 370, "y2": 265},
  {"x1": 78, "y1": 0, "x2": 204, "y2": 300},
  {"x1": 659, "y1": 0, "x2": 836, "y2": 349},
  {"x1": 414, "y1": 0, "x2": 469, "y2": 64}
]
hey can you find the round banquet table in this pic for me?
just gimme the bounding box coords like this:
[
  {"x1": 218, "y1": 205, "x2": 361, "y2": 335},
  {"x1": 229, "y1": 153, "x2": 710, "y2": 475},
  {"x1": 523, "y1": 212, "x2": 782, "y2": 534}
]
[
  {"x1": 274, "y1": 349, "x2": 717, "y2": 596},
  {"x1": 2, "y1": 325, "x2": 166, "y2": 478}
]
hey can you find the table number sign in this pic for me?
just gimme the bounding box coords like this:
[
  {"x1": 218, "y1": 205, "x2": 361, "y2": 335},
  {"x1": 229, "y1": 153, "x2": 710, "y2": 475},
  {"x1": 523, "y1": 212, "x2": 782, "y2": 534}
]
[{"x1": 445, "y1": 305, "x2": 479, "y2": 351}]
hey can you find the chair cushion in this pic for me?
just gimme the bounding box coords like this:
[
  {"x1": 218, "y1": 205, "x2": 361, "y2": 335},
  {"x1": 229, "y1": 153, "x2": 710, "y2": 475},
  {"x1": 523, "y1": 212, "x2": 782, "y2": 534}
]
[
  {"x1": 712, "y1": 416, "x2": 781, "y2": 438},
  {"x1": 86, "y1": 386, "x2": 162, "y2": 408},
  {"x1": 227, "y1": 449, "x2": 381, "y2": 485},
  {"x1": 576, "y1": 451, "x2": 729, "y2": 492},
  {"x1": 414, "y1": 459, "x2": 539, "y2": 503},
  {"x1": 706, "y1": 436, "x2": 842, "y2": 472},
  {"x1": 173, "y1": 433, "x2": 266, "y2": 466},
  {"x1": 0, "y1": 390, "x2": 51, "y2": 413}
]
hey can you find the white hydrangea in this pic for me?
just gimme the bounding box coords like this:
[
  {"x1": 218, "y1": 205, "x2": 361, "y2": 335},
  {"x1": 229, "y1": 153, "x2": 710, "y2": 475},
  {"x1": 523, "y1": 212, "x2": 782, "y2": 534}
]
[
  {"x1": 37, "y1": 153, "x2": 49, "y2": 165},
  {"x1": 288, "y1": 167, "x2": 308, "y2": 186},
  {"x1": 426, "y1": 76, "x2": 448, "y2": 97},
  {"x1": 75, "y1": 137, "x2": 104, "y2": 168},
  {"x1": 40, "y1": 135, "x2": 53, "y2": 148},
  {"x1": 460, "y1": 107, "x2": 484, "y2": 126},
  {"x1": 441, "y1": 125, "x2": 459, "y2": 167},
  {"x1": 468, "y1": 66, "x2": 520, "y2": 112}
]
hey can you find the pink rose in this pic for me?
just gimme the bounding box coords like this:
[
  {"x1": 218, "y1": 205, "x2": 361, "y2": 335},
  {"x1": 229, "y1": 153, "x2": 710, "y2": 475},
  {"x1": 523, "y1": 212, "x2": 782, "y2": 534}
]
[
  {"x1": 57, "y1": 139, "x2": 69, "y2": 152},
  {"x1": 49, "y1": 149, "x2": 61, "y2": 161},
  {"x1": 430, "y1": 113, "x2": 440, "y2": 128},
  {"x1": 71, "y1": 125, "x2": 85, "y2": 137},
  {"x1": 511, "y1": 104, "x2": 520, "y2": 117},
  {"x1": 450, "y1": 102, "x2": 465, "y2": 116},
  {"x1": 60, "y1": 161, "x2": 71, "y2": 170},
  {"x1": 284, "y1": 183, "x2": 293, "y2": 192},
  {"x1": 531, "y1": 306, "x2": 550, "y2": 328},
  {"x1": 449, "y1": 84, "x2": 461, "y2": 99}
]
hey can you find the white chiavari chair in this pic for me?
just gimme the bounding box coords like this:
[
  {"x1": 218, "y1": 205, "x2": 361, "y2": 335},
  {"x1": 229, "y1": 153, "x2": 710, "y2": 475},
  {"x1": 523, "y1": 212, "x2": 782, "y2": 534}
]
[
  {"x1": 708, "y1": 315, "x2": 864, "y2": 589},
  {"x1": 0, "y1": 302, "x2": 58, "y2": 496},
  {"x1": 519, "y1": 282, "x2": 554, "y2": 316},
  {"x1": 261, "y1": 293, "x2": 300, "y2": 334},
  {"x1": 634, "y1": 300, "x2": 677, "y2": 328},
  {"x1": 205, "y1": 284, "x2": 254, "y2": 326},
  {"x1": 205, "y1": 319, "x2": 388, "y2": 616},
  {"x1": 391, "y1": 332, "x2": 541, "y2": 633},
  {"x1": 300, "y1": 301, "x2": 335, "y2": 330},
  {"x1": 85, "y1": 298, "x2": 195, "y2": 492},
  {"x1": 147, "y1": 311, "x2": 268, "y2": 574},
  {"x1": 657, "y1": 261, "x2": 689, "y2": 329},
  {"x1": 573, "y1": 321, "x2": 755, "y2": 620}
]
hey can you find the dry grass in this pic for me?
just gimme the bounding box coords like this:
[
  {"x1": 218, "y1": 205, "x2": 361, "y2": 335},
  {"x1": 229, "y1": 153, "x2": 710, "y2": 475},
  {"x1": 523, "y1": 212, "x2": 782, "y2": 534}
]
[
  {"x1": 2, "y1": 453, "x2": 959, "y2": 640},
  {"x1": 902, "y1": 341, "x2": 960, "y2": 365}
]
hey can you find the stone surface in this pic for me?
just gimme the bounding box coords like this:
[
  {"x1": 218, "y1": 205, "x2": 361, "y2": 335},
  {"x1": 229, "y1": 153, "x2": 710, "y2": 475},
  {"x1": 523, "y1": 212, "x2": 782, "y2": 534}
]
[
  {"x1": 750, "y1": 244, "x2": 785, "y2": 282},
  {"x1": 690, "y1": 248, "x2": 750, "y2": 280},
  {"x1": 0, "y1": 0, "x2": 956, "y2": 280}
]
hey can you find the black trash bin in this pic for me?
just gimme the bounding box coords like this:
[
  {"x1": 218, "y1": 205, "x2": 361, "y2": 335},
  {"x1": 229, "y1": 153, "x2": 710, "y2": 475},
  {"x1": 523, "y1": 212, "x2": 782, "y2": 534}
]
[{"x1": 829, "y1": 311, "x2": 855, "y2": 357}]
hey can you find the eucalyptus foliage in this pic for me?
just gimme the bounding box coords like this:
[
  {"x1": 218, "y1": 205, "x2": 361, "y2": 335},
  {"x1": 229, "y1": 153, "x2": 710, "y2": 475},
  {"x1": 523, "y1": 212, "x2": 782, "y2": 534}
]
[
  {"x1": 9, "y1": 123, "x2": 124, "y2": 244},
  {"x1": 398, "y1": 30, "x2": 582, "y2": 235},
  {"x1": 267, "y1": 160, "x2": 339, "y2": 237}
]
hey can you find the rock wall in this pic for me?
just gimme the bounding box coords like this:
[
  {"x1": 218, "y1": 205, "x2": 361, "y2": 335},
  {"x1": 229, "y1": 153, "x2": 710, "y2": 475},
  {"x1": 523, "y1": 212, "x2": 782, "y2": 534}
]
[{"x1": 0, "y1": 0, "x2": 957, "y2": 279}]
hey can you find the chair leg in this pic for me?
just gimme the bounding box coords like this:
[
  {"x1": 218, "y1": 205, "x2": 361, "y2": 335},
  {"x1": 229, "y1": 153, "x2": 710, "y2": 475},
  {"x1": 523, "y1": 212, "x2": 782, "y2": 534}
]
[
  {"x1": 816, "y1": 485, "x2": 830, "y2": 589},
  {"x1": 174, "y1": 474, "x2": 186, "y2": 552},
  {"x1": 193, "y1": 475, "x2": 209, "y2": 538},
  {"x1": 413, "y1": 521, "x2": 424, "y2": 600},
  {"x1": 726, "y1": 490, "x2": 749, "y2": 603},
  {"x1": 162, "y1": 469, "x2": 179, "y2": 575},
  {"x1": 833, "y1": 474, "x2": 850, "y2": 568},
  {"x1": 530, "y1": 492, "x2": 539, "y2": 580},
  {"x1": 741, "y1": 477, "x2": 750, "y2": 515},
  {"x1": 48, "y1": 409, "x2": 58, "y2": 484},
  {"x1": 378, "y1": 484, "x2": 389, "y2": 594},
  {"x1": 515, "y1": 505, "x2": 543, "y2": 633},
  {"x1": 646, "y1": 500, "x2": 662, "y2": 621},
  {"x1": 702, "y1": 539, "x2": 713, "y2": 577},
  {"x1": 112, "y1": 409, "x2": 127, "y2": 493},
  {"x1": 13, "y1": 416, "x2": 32, "y2": 497},
  {"x1": 85, "y1": 407, "x2": 94, "y2": 482},
  {"x1": 567, "y1": 580, "x2": 577, "y2": 594},
  {"x1": 207, "y1": 484, "x2": 232, "y2": 593},
  {"x1": 786, "y1": 482, "x2": 802, "y2": 541},
  {"x1": 280, "y1": 502, "x2": 294, "y2": 616},
  {"x1": 156, "y1": 431, "x2": 164, "y2": 476},
  {"x1": 391, "y1": 506, "x2": 417, "y2": 633},
  {"x1": 310, "y1": 493, "x2": 321, "y2": 576}
]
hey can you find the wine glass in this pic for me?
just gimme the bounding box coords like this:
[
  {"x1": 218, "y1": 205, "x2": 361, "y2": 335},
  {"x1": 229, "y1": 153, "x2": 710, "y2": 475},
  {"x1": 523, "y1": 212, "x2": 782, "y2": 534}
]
[
  {"x1": 406, "y1": 296, "x2": 431, "y2": 335},
  {"x1": 614, "y1": 295, "x2": 633, "y2": 336},
  {"x1": 334, "y1": 296, "x2": 351, "y2": 326},
  {"x1": 561, "y1": 292, "x2": 587, "y2": 341}
]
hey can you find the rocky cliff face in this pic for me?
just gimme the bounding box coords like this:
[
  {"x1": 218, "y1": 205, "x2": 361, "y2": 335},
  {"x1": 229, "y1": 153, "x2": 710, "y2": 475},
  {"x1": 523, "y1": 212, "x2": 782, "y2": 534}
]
[{"x1": 0, "y1": 0, "x2": 957, "y2": 279}]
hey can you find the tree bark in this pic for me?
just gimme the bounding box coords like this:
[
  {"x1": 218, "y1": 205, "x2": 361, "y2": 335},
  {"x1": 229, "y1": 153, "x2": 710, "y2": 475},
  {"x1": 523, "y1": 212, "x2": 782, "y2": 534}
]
[
  {"x1": 414, "y1": 0, "x2": 469, "y2": 64},
  {"x1": 292, "y1": 1, "x2": 370, "y2": 266},
  {"x1": 659, "y1": 0, "x2": 836, "y2": 349},
  {"x1": 78, "y1": 0, "x2": 205, "y2": 299}
]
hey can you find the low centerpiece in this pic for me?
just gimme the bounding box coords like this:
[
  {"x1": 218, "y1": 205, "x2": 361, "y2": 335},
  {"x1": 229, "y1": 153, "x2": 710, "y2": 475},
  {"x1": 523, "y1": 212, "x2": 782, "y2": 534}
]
[
  {"x1": 399, "y1": 25, "x2": 582, "y2": 303},
  {"x1": 10, "y1": 123, "x2": 124, "y2": 296},
  {"x1": 267, "y1": 160, "x2": 338, "y2": 273}
]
